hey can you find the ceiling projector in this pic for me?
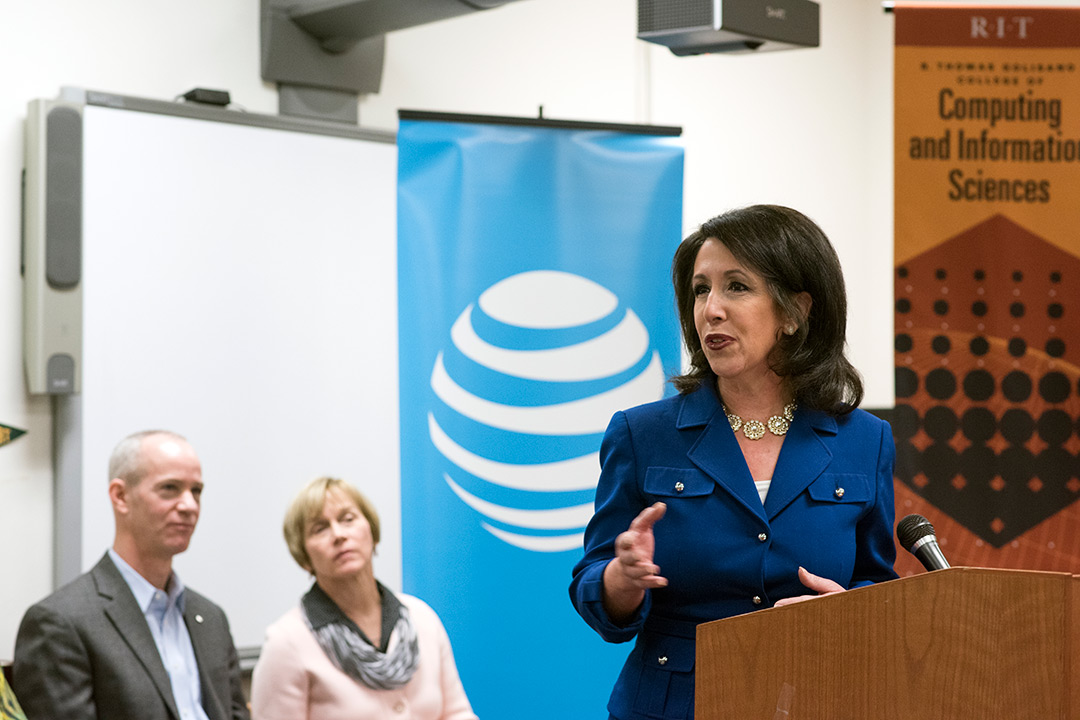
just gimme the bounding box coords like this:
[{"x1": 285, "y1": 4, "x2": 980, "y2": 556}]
[{"x1": 638, "y1": 0, "x2": 820, "y2": 55}]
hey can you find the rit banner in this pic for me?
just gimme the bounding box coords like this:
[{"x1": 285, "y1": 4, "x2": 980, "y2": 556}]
[
  {"x1": 396, "y1": 112, "x2": 684, "y2": 719},
  {"x1": 893, "y1": 5, "x2": 1080, "y2": 574}
]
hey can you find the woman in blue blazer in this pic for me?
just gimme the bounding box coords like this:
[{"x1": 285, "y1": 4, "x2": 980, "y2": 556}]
[{"x1": 570, "y1": 205, "x2": 898, "y2": 720}]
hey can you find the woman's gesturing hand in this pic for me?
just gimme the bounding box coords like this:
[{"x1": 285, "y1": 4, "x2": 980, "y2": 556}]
[{"x1": 602, "y1": 502, "x2": 668, "y2": 622}]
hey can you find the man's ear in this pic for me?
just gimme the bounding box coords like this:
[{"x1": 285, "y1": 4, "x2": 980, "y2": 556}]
[{"x1": 109, "y1": 478, "x2": 129, "y2": 514}]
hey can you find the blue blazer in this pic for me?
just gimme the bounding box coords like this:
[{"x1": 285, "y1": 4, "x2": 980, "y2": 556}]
[{"x1": 570, "y1": 383, "x2": 898, "y2": 720}]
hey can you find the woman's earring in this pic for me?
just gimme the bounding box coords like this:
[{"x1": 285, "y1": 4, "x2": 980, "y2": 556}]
[{"x1": 784, "y1": 324, "x2": 796, "y2": 336}]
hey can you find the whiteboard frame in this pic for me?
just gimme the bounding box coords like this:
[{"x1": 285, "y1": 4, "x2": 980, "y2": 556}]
[{"x1": 34, "y1": 89, "x2": 398, "y2": 655}]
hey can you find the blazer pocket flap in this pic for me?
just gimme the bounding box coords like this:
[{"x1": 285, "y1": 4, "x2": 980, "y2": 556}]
[
  {"x1": 807, "y1": 472, "x2": 870, "y2": 503},
  {"x1": 639, "y1": 632, "x2": 696, "y2": 672},
  {"x1": 644, "y1": 467, "x2": 713, "y2": 498}
]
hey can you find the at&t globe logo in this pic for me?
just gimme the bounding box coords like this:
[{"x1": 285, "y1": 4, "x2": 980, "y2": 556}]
[{"x1": 428, "y1": 270, "x2": 666, "y2": 552}]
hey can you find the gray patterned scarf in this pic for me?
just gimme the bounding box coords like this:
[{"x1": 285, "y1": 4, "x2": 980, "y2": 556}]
[{"x1": 301, "y1": 581, "x2": 419, "y2": 690}]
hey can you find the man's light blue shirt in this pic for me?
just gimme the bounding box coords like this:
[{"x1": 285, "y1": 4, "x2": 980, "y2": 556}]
[{"x1": 108, "y1": 549, "x2": 210, "y2": 720}]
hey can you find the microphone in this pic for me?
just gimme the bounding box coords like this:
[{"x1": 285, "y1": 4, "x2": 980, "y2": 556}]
[{"x1": 896, "y1": 514, "x2": 951, "y2": 571}]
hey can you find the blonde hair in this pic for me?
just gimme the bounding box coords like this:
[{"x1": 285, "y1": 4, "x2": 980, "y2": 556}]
[{"x1": 282, "y1": 476, "x2": 381, "y2": 571}]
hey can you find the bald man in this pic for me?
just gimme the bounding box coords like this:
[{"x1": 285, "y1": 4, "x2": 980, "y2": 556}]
[{"x1": 13, "y1": 430, "x2": 249, "y2": 720}]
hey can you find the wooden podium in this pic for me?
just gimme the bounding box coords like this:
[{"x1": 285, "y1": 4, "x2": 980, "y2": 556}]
[{"x1": 695, "y1": 567, "x2": 1079, "y2": 719}]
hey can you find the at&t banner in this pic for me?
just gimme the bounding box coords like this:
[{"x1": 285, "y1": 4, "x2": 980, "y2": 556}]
[{"x1": 397, "y1": 111, "x2": 684, "y2": 719}]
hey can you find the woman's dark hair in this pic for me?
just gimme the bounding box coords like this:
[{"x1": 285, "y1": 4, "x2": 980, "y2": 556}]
[{"x1": 670, "y1": 204, "x2": 863, "y2": 414}]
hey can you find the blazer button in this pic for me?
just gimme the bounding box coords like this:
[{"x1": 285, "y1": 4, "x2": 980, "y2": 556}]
[
  {"x1": 752, "y1": 595, "x2": 763, "y2": 605},
  {"x1": 757, "y1": 532, "x2": 768, "y2": 542},
  {"x1": 834, "y1": 487, "x2": 845, "y2": 499},
  {"x1": 658, "y1": 656, "x2": 668, "y2": 666},
  {"x1": 675, "y1": 481, "x2": 685, "y2": 492}
]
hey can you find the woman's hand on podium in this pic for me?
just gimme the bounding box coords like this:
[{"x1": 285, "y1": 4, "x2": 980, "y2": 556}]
[{"x1": 773, "y1": 566, "x2": 844, "y2": 607}]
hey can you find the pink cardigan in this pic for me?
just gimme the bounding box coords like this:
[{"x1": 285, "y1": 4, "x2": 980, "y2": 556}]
[{"x1": 250, "y1": 594, "x2": 478, "y2": 720}]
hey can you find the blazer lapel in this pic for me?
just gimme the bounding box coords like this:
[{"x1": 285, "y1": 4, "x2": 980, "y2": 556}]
[
  {"x1": 184, "y1": 599, "x2": 224, "y2": 720},
  {"x1": 680, "y1": 386, "x2": 768, "y2": 522},
  {"x1": 763, "y1": 409, "x2": 836, "y2": 519},
  {"x1": 93, "y1": 554, "x2": 181, "y2": 720}
]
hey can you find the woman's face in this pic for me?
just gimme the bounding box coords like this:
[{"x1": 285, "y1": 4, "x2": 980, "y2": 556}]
[
  {"x1": 692, "y1": 238, "x2": 788, "y2": 383},
  {"x1": 303, "y1": 488, "x2": 375, "y2": 583}
]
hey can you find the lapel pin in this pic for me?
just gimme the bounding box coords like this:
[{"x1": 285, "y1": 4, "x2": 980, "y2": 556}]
[{"x1": 195, "y1": 614, "x2": 204, "y2": 623}]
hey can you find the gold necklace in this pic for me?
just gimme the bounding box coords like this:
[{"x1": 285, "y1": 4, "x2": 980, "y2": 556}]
[{"x1": 723, "y1": 402, "x2": 796, "y2": 441}]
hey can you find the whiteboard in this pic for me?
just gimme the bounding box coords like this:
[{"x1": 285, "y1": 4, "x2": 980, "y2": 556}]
[{"x1": 53, "y1": 95, "x2": 399, "y2": 651}]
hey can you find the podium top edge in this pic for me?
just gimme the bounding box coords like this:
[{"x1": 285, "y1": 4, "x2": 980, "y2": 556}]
[{"x1": 696, "y1": 566, "x2": 1076, "y2": 630}]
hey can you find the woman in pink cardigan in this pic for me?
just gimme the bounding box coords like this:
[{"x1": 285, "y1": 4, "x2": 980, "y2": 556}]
[{"x1": 250, "y1": 477, "x2": 477, "y2": 720}]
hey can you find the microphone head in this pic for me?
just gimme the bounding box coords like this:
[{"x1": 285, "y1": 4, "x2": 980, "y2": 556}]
[{"x1": 896, "y1": 513, "x2": 936, "y2": 552}]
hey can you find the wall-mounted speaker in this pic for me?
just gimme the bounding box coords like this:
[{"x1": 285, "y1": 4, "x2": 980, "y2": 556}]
[{"x1": 23, "y1": 99, "x2": 83, "y2": 394}]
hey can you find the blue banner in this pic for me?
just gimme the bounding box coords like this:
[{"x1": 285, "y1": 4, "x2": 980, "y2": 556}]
[{"x1": 397, "y1": 116, "x2": 684, "y2": 719}]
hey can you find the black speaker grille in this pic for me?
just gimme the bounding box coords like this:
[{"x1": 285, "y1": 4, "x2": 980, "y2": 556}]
[
  {"x1": 638, "y1": 0, "x2": 713, "y2": 33},
  {"x1": 45, "y1": 106, "x2": 82, "y2": 290}
]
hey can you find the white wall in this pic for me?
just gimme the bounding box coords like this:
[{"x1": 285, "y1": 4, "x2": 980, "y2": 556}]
[{"x1": 0, "y1": 0, "x2": 1044, "y2": 659}]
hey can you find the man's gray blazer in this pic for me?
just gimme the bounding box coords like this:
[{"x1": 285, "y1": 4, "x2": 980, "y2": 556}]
[{"x1": 12, "y1": 553, "x2": 249, "y2": 720}]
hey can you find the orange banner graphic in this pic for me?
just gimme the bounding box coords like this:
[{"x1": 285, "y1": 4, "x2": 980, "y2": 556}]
[{"x1": 893, "y1": 4, "x2": 1080, "y2": 576}]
